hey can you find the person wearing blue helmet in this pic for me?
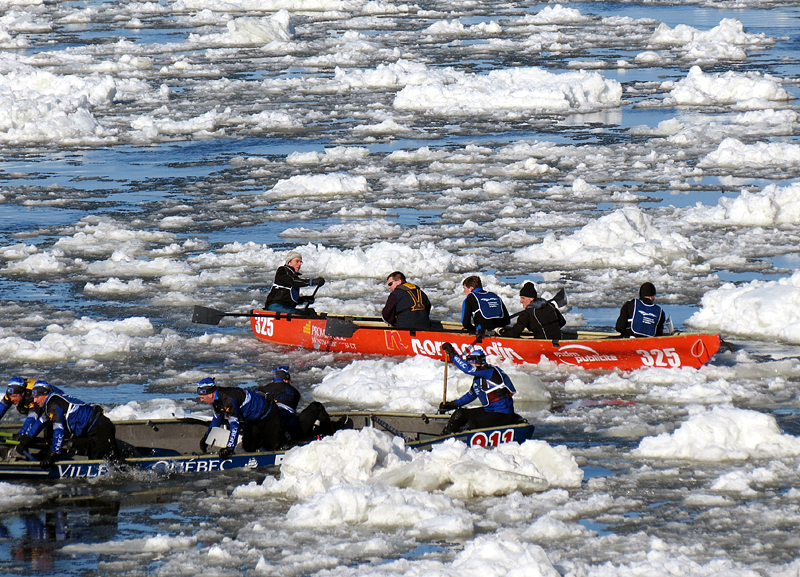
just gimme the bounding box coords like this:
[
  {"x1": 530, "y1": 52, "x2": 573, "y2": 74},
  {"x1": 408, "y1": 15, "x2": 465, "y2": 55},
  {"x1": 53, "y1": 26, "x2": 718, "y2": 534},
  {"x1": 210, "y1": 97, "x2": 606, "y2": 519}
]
[
  {"x1": 437, "y1": 344, "x2": 524, "y2": 435},
  {"x1": 257, "y1": 367, "x2": 347, "y2": 446},
  {"x1": 1, "y1": 376, "x2": 36, "y2": 422},
  {"x1": 197, "y1": 376, "x2": 281, "y2": 459},
  {"x1": 19, "y1": 380, "x2": 121, "y2": 468}
]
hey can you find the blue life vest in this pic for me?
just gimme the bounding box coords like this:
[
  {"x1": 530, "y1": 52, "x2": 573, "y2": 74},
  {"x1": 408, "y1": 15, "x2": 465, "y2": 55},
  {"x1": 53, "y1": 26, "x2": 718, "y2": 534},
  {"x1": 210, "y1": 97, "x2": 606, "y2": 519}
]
[
  {"x1": 630, "y1": 299, "x2": 663, "y2": 337},
  {"x1": 472, "y1": 289, "x2": 505, "y2": 320}
]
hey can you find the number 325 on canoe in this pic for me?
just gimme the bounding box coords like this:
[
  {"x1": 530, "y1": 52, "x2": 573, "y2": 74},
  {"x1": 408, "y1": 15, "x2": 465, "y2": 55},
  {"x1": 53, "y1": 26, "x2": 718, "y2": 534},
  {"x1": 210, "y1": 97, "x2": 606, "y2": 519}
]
[
  {"x1": 254, "y1": 316, "x2": 274, "y2": 337},
  {"x1": 637, "y1": 347, "x2": 680, "y2": 368}
]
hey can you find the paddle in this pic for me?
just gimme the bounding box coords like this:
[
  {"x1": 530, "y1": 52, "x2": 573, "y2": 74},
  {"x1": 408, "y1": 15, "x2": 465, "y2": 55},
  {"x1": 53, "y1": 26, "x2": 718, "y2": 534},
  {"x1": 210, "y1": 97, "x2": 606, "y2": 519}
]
[
  {"x1": 508, "y1": 288, "x2": 568, "y2": 321},
  {"x1": 192, "y1": 305, "x2": 258, "y2": 326},
  {"x1": 442, "y1": 353, "x2": 449, "y2": 405},
  {"x1": 303, "y1": 284, "x2": 321, "y2": 311}
]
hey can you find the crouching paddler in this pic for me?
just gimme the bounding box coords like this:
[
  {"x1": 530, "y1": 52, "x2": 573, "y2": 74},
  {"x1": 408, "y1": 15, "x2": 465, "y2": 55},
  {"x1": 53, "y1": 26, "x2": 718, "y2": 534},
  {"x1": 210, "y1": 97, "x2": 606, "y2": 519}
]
[
  {"x1": 197, "y1": 377, "x2": 281, "y2": 459},
  {"x1": 17, "y1": 380, "x2": 122, "y2": 469},
  {"x1": 438, "y1": 344, "x2": 525, "y2": 435}
]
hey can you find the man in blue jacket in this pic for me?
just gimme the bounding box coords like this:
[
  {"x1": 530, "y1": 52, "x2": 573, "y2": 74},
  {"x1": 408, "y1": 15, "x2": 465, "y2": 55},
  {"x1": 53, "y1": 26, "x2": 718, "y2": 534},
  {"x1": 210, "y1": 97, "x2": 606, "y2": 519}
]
[
  {"x1": 197, "y1": 377, "x2": 281, "y2": 458},
  {"x1": 1, "y1": 376, "x2": 36, "y2": 423},
  {"x1": 438, "y1": 344, "x2": 523, "y2": 435},
  {"x1": 18, "y1": 380, "x2": 120, "y2": 468}
]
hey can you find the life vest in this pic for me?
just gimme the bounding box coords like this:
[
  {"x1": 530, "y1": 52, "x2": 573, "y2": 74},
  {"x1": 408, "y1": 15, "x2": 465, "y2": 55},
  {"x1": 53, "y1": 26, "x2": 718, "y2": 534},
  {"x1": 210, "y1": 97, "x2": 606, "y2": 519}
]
[
  {"x1": 472, "y1": 289, "x2": 505, "y2": 320},
  {"x1": 394, "y1": 283, "x2": 430, "y2": 328},
  {"x1": 630, "y1": 299, "x2": 663, "y2": 337}
]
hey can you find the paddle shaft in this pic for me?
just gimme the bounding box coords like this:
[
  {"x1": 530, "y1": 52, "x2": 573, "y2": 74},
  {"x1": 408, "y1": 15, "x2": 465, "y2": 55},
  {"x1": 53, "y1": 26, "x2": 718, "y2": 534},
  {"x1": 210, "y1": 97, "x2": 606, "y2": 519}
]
[
  {"x1": 442, "y1": 354, "x2": 448, "y2": 404},
  {"x1": 302, "y1": 284, "x2": 321, "y2": 310}
]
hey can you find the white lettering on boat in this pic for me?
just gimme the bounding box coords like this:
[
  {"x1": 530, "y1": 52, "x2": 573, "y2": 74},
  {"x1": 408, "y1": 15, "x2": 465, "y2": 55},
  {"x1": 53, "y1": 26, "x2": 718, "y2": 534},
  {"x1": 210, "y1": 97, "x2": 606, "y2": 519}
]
[
  {"x1": 411, "y1": 339, "x2": 523, "y2": 361},
  {"x1": 56, "y1": 462, "x2": 109, "y2": 478},
  {"x1": 469, "y1": 428, "x2": 516, "y2": 448},
  {"x1": 636, "y1": 347, "x2": 681, "y2": 367},
  {"x1": 554, "y1": 344, "x2": 618, "y2": 366},
  {"x1": 253, "y1": 316, "x2": 274, "y2": 337}
]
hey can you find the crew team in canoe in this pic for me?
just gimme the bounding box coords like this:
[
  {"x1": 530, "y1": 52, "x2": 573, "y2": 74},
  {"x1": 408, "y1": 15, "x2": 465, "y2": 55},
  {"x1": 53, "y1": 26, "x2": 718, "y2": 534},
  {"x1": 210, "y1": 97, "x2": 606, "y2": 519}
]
[{"x1": 264, "y1": 250, "x2": 665, "y2": 340}]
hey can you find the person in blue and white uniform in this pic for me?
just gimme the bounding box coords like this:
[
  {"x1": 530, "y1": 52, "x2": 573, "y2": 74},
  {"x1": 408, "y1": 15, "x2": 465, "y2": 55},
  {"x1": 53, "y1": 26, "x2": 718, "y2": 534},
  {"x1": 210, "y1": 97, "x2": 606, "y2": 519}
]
[
  {"x1": 18, "y1": 380, "x2": 120, "y2": 468},
  {"x1": 615, "y1": 282, "x2": 666, "y2": 338},
  {"x1": 264, "y1": 251, "x2": 325, "y2": 315},
  {"x1": 460, "y1": 275, "x2": 510, "y2": 333},
  {"x1": 197, "y1": 377, "x2": 281, "y2": 458},
  {"x1": 1, "y1": 376, "x2": 36, "y2": 423},
  {"x1": 437, "y1": 344, "x2": 524, "y2": 435},
  {"x1": 257, "y1": 367, "x2": 349, "y2": 446}
]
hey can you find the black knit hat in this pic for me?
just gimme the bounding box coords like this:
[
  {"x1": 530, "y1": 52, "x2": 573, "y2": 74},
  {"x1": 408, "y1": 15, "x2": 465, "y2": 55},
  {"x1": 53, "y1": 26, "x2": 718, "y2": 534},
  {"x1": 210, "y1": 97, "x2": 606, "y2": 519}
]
[
  {"x1": 520, "y1": 282, "x2": 537, "y2": 298},
  {"x1": 639, "y1": 282, "x2": 656, "y2": 298}
]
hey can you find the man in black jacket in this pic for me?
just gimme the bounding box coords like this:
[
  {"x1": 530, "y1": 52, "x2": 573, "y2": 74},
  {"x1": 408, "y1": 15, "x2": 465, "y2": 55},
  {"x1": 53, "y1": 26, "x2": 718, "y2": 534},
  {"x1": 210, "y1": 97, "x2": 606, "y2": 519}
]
[
  {"x1": 265, "y1": 251, "x2": 325, "y2": 314},
  {"x1": 500, "y1": 282, "x2": 566, "y2": 340},
  {"x1": 615, "y1": 282, "x2": 666, "y2": 338},
  {"x1": 382, "y1": 271, "x2": 432, "y2": 329}
]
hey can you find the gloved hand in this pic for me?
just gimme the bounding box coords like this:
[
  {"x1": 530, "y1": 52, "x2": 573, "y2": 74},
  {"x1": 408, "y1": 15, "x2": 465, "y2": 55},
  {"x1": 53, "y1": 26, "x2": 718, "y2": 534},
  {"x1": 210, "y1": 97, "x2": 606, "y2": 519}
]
[
  {"x1": 15, "y1": 435, "x2": 32, "y2": 456},
  {"x1": 438, "y1": 401, "x2": 457, "y2": 414},
  {"x1": 441, "y1": 343, "x2": 456, "y2": 359},
  {"x1": 310, "y1": 277, "x2": 325, "y2": 287},
  {"x1": 218, "y1": 447, "x2": 234, "y2": 460},
  {"x1": 199, "y1": 432, "x2": 209, "y2": 454},
  {"x1": 303, "y1": 296, "x2": 315, "y2": 305},
  {"x1": 39, "y1": 450, "x2": 57, "y2": 469}
]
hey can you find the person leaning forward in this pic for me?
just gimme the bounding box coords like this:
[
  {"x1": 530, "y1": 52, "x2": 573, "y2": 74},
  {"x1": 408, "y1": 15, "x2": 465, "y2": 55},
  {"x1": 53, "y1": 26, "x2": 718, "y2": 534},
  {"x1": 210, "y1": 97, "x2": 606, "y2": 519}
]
[
  {"x1": 461, "y1": 275, "x2": 510, "y2": 333},
  {"x1": 265, "y1": 251, "x2": 325, "y2": 315},
  {"x1": 615, "y1": 282, "x2": 666, "y2": 338},
  {"x1": 17, "y1": 380, "x2": 121, "y2": 469},
  {"x1": 1, "y1": 376, "x2": 36, "y2": 423},
  {"x1": 197, "y1": 377, "x2": 281, "y2": 459},
  {"x1": 382, "y1": 271, "x2": 432, "y2": 330},
  {"x1": 500, "y1": 282, "x2": 566, "y2": 340}
]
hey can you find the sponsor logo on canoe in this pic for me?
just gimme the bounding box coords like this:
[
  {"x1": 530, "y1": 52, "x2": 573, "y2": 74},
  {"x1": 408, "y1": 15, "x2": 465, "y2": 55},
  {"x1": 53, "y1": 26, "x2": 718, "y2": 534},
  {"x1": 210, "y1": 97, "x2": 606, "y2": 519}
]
[
  {"x1": 385, "y1": 330, "x2": 407, "y2": 351},
  {"x1": 468, "y1": 428, "x2": 516, "y2": 447},
  {"x1": 553, "y1": 344, "x2": 619, "y2": 366},
  {"x1": 411, "y1": 339, "x2": 523, "y2": 362},
  {"x1": 309, "y1": 325, "x2": 357, "y2": 350},
  {"x1": 152, "y1": 458, "x2": 233, "y2": 474},
  {"x1": 56, "y1": 462, "x2": 110, "y2": 478}
]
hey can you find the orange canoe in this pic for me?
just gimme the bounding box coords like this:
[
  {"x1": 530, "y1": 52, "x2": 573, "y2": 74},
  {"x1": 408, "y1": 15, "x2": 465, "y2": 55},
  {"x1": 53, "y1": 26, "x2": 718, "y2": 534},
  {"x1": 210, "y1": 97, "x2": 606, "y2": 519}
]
[{"x1": 243, "y1": 310, "x2": 720, "y2": 371}]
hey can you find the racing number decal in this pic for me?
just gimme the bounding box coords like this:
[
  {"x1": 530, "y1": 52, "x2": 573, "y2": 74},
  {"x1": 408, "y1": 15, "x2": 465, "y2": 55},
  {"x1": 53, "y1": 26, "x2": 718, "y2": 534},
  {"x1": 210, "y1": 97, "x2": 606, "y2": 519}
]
[
  {"x1": 636, "y1": 347, "x2": 680, "y2": 368},
  {"x1": 469, "y1": 429, "x2": 516, "y2": 447},
  {"x1": 254, "y1": 317, "x2": 274, "y2": 337}
]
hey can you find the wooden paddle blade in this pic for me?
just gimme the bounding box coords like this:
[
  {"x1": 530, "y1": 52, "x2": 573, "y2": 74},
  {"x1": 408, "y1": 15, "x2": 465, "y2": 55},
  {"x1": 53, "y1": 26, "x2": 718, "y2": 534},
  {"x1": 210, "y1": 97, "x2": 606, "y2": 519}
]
[
  {"x1": 192, "y1": 305, "x2": 227, "y2": 325},
  {"x1": 325, "y1": 317, "x2": 359, "y2": 338}
]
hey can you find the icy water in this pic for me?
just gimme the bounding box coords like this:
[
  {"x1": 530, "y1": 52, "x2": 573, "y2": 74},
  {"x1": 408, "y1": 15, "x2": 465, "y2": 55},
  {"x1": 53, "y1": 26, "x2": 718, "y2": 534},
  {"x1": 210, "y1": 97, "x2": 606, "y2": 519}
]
[{"x1": 2, "y1": 0, "x2": 800, "y2": 575}]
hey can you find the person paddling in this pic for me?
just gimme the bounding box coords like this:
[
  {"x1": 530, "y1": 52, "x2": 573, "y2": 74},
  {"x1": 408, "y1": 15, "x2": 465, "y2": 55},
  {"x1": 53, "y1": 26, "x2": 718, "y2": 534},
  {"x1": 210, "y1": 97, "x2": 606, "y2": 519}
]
[
  {"x1": 437, "y1": 344, "x2": 524, "y2": 435},
  {"x1": 17, "y1": 380, "x2": 121, "y2": 468},
  {"x1": 500, "y1": 282, "x2": 566, "y2": 340},
  {"x1": 265, "y1": 251, "x2": 325, "y2": 315},
  {"x1": 615, "y1": 282, "x2": 666, "y2": 338}
]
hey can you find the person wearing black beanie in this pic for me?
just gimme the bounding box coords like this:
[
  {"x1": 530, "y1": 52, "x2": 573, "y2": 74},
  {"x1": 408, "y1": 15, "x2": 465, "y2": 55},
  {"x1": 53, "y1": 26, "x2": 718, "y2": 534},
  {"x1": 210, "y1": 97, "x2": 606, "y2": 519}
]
[
  {"x1": 500, "y1": 282, "x2": 566, "y2": 340},
  {"x1": 615, "y1": 282, "x2": 666, "y2": 337}
]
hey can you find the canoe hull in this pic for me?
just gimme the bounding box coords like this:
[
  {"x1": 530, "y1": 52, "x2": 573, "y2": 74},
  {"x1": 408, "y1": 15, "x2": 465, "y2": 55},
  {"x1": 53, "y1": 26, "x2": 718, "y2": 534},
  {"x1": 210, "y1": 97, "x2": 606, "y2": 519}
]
[
  {"x1": 0, "y1": 413, "x2": 534, "y2": 481},
  {"x1": 248, "y1": 311, "x2": 720, "y2": 370}
]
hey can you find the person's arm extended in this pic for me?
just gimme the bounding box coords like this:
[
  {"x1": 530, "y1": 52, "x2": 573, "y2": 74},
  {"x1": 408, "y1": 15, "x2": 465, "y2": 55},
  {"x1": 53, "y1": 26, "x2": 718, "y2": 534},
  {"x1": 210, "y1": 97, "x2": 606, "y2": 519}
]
[
  {"x1": 382, "y1": 292, "x2": 398, "y2": 325},
  {"x1": 501, "y1": 311, "x2": 528, "y2": 338}
]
